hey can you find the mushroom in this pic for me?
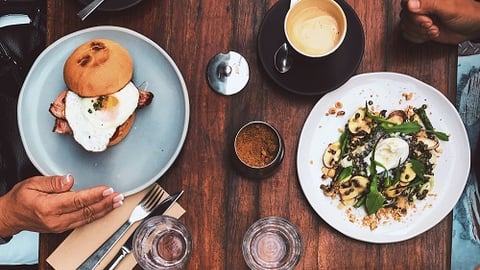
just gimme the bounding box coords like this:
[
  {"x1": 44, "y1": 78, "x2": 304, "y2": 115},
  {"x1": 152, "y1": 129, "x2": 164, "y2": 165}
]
[
  {"x1": 348, "y1": 108, "x2": 372, "y2": 135},
  {"x1": 416, "y1": 136, "x2": 439, "y2": 150},
  {"x1": 351, "y1": 175, "x2": 369, "y2": 191},
  {"x1": 387, "y1": 110, "x2": 407, "y2": 125},
  {"x1": 322, "y1": 166, "x2": 337, "y2": 178},
  {"x1": 339, "y1": 175, "x2": 369, "y2": 202},
  {"x1": 399, "y1": 162, "x2": 416, "y2": 184},
  {"x1": 385, "y1": 182, "x2": 406, "y2": 198},
  {"x1": 392, "y1": 196, "x2": 409, "y2": 213},
  {"x1": 339, "y1": 186, "x2": 359, "y2": 201},
  {"x1": 323, "y1": 142, "x2": 341, "y2": 168},
  {"x1": 416, "y1": 175, "x2": 434, "y2": 200}
]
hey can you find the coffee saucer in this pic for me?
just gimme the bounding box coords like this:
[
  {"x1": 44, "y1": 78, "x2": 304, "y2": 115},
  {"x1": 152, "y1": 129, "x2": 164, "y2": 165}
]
[
  {"x1": 257, "y1": 0, "x2": 365, "y2": 96},
  {"x1": 77, "y1": 0, "x2": 143, "y2": 12}
]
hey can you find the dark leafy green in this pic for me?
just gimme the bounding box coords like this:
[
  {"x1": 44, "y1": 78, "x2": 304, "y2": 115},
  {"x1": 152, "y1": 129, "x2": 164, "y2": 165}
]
[
  {"x1": 427, "y1": 130, "x2": 449, "y2": 141},
  {"x1": 416, "y1": 106, "x2": 434, "y2": 130},
  {"x1": 339, "y1": 130, "x2": 347, "y2": 157},
  {"x1": 365, "y1": 140, "x2": 385, "y2": 215},
  {"x1": 354, "y1": 194, "x2": 366, "y2": 208},
  {"x1": 417, "y1": 106, "x2": 449, "y2": 141},
  {"x1": 365, "y1": 175, "x2": 384, "y2": 215},
  {"x1": 364, "y1": 103, "x2": 422, "y2": 134},
  {"x1": 380, "y1": 122, "x2": 422, "y2": 134},
  {"x1": 337, "y1": 166, "x2": 353, "y2": 182},
  {"x1": 375, "y1": 161, "x2": 392, "y2": 187},
  {"x1": 410, "y1": 159, "x2": 425, "y2": 181}
]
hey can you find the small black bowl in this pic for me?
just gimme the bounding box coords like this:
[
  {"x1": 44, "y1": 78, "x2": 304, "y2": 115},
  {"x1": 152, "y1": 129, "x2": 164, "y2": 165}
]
[{"x1": 233, "y1": 121, "x2": 284, "y2": 179}]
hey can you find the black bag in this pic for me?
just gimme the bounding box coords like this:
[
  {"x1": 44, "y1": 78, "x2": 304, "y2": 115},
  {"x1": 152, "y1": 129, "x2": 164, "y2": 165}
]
[
  {"x1": 0, "y1": 0, "x2": 45, "y2": 195},
  {"x1": 0, "y1": 0, "x2": 46, "y2": 93}
]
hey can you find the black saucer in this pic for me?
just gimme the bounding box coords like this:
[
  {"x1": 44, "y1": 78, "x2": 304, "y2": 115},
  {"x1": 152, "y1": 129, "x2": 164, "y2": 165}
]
[
  {"x1": 77, "y1": 0, "x2": 143, "y2": 12},
  {"x1": 257, "y1": 0, "x2": 365, "y2": 96}
]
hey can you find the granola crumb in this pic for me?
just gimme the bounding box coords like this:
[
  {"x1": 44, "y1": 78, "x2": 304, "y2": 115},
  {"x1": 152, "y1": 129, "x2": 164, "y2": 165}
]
[
  {"x1": 402, "y1": 92, "x2": 414, "y2": 100},
  {"x1": 362, "y1": 214, "x2": 378, "y2": 230},
  {"x1": 346, "y1": 208, "x2": 356, "y2": 223},
  {"x1": 359, "y1": 205, "x2": 412, "y2": 230}
]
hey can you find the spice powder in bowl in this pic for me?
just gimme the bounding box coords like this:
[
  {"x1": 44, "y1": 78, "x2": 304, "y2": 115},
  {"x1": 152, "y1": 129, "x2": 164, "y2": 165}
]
[{"x1": 233, "y1": 121, "x2": 284, "y2": 178}]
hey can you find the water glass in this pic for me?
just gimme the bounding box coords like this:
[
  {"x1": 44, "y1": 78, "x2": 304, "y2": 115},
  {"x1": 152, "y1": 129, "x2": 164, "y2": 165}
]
[
  {"x1": 242, "y1": 216, "x2": 302, "y2": 270},
  {"x1": 133, "y1": 215, "x2": 192, "y2": 270}
]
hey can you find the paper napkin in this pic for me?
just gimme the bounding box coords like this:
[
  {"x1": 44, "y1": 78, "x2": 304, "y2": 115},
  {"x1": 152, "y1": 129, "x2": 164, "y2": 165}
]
[{"x1": 46, "y1": 184, "x2": 185, "y2": 270}]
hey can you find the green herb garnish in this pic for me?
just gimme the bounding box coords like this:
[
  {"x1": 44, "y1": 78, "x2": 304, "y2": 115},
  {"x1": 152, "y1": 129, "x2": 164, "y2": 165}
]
[
  {"x1": 375, "y1": 161, "x2": 391, "y2": 187},
  {"x1": 417, "y1": 105, "x2": 449, "y2": 141},
  {"x1": 337, "y1": 166, "x2": 353, "y2": 182},
  {"x1": 365, "y1": 102, "x2": 422, "y2": 134},
  {"x1": 380, "y1": 122, "x2": 422, "y2": 134},
  {"x1": 365, "y1": 139, "x2": 385, "y2": 215},
  {"x1": 410, "y1": 159, "x2": 425, "y2": 181}
]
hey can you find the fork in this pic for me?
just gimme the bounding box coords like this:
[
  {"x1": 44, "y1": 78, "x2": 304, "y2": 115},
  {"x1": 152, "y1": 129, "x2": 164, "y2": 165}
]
[
  {"x1": 77, "y1": 184, "x2": 165, "y2": 270},
  {"x1": 77, "y1": 0, "x2": 106, "y2": 21}
]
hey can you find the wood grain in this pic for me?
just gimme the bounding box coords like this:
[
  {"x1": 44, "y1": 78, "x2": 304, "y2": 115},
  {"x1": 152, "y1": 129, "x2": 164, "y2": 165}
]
[{"x1": 41, "y1": 0, "x2": 457, "y2": 269}]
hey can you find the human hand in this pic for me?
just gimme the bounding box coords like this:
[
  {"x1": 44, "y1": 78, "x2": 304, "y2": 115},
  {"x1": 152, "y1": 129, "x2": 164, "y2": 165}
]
[
  {"x1": 399, "y1": 0, "x2": 480, "y2": 44},
  {"x1": 0, "y1": 174, "x2": 124, "y2": 237}
]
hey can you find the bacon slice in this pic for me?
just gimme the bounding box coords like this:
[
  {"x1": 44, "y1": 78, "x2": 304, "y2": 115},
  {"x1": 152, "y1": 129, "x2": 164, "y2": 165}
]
[
  {"x1": 52, "y1": 118, "x2": 72, "y2": 134},
  {"x1": 49, "y1": 90, "x2": 67, "y2": 119},
  {"x1": 138, "y1": 89, "x2": 154, "y2": 108}
]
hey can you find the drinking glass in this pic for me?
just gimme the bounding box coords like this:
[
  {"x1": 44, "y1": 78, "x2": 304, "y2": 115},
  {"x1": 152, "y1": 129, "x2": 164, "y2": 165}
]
[
  {"x1": 133, "y1": 215, "x2": 192, "y2": 270},
  {"x1": 242, "y1": 216, "x2": 302, "y2": 270}
]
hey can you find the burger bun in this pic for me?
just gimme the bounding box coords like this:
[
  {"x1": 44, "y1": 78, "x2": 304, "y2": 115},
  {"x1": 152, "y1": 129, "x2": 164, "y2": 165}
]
[{"x1": 63, "y1": 39, "x2": 133, "y2": 97}]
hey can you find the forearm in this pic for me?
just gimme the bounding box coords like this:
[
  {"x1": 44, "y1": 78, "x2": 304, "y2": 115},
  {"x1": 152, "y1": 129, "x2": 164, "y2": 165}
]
[{"x1": 460, "y1": 1, "x2": 480, "y2": 41}]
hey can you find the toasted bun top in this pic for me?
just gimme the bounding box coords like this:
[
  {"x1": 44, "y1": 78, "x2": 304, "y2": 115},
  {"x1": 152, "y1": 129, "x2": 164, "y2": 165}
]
[{"x1": 63, "y1": 39, "x2": 133, "y2": 97}]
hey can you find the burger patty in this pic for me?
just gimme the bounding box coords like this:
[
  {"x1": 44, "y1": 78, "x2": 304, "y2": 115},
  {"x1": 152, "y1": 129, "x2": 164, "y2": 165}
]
[{"x1": 49, "y1": 89, "x2": 154, "y2": 134}]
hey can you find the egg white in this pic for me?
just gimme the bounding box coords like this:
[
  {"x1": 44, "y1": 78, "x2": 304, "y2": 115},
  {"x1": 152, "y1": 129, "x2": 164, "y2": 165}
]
[
  {"x1": 65, "y1": 82, "x2": 139, "y2": 152},
  {"x1": 373, "y1": 137, "x2": 409, "y2": 172}
]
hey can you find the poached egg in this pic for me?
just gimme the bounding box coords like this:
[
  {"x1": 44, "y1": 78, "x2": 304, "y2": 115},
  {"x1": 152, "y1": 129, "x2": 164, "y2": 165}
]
[
  {"x1": 339, "y1": 137, "x2": 410, "y2": 173},
  {"x1": 373, "y1": 137, "x2": 409, "y2": 172}
]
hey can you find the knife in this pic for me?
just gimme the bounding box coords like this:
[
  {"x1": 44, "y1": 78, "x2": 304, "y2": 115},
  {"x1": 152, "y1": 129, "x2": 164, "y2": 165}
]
[{"x1": 104, "y1": 190, "x2": 184, "y2": 270}]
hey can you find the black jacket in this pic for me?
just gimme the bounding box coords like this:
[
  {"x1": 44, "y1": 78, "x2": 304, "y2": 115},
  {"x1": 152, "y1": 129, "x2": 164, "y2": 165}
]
[{"x1": 0, "y1": 0, "x2": 45, "y2": 195}]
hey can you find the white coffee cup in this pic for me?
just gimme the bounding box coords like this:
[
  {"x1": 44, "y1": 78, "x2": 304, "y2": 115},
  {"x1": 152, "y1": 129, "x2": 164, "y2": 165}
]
[{"x1": 285, "y1": 0, "x2": 347, "y2": 58}]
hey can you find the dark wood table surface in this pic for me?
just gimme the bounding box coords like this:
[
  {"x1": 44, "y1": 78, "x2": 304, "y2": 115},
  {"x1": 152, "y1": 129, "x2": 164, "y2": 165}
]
[{"x1": 40, "y1": 0, "x2": 458, "y2": 269}]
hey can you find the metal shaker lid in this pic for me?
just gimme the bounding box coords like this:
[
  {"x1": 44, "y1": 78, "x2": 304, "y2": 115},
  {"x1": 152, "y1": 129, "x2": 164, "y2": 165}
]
[{"x1": 207, "y1": 51, "x2": 249, "y2": 95}]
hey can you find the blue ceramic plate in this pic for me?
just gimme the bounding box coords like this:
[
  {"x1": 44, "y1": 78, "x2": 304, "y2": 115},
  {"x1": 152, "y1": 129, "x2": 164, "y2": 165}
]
[{"x1": 18, "y1": 26, "x2": 189, "y2": 196}]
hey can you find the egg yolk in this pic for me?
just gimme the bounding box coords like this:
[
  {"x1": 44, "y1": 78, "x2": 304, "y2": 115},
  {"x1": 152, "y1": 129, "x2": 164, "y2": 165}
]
[
  {"x1": 89, "y1": 95, "x2": 119, "y2": 113},
  {"x1": 105, "y1": 95, "x2": 119, "y2": 109}
]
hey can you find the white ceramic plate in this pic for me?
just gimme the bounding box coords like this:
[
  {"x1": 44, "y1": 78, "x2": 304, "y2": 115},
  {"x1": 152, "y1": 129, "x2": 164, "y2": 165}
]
[
  {"x1": 297, "y1": 72, "x2": 470, "y2": 243},
  {"x1": 18, "y1": 26, "x2": 189, "y2": 196}
]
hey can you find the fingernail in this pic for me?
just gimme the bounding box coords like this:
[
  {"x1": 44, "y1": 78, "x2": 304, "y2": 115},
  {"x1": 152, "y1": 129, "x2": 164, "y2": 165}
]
[
  {"x1": 409, "y1": 0, "x2": 420, "y2": 9},
  {"x1": 102, "y1": 187, "x2": 114, "y2": 197},
  {"x1": 113, "y1": 194, "x2": 124, "y2": 209},
  {"x1": 113, "y1": 200, "x2": 124, "y2": 209},
  {"x1": 63, "y1": 174, "x2": 73, "y2": 186},
  {"x1": 421, "y1": 22, "x2": 431, "y2": 28},
  {"x1": 427, "y1": 28, "x2": 439, "y2": 37},
  {"x1": 113, "y1": 194, "x2": 124, "y2": 203}
]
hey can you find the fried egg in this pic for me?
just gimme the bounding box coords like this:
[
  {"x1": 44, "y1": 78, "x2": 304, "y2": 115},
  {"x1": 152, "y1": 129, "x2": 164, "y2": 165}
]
[{"x1": 65, "y1": 82, "x2": 139, "y2": 152}]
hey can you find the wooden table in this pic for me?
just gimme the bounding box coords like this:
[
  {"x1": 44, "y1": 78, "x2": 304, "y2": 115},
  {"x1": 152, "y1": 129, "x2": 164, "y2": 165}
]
[{"x1": 40, "y1": 0, "x2": 458, "y2": 269}]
